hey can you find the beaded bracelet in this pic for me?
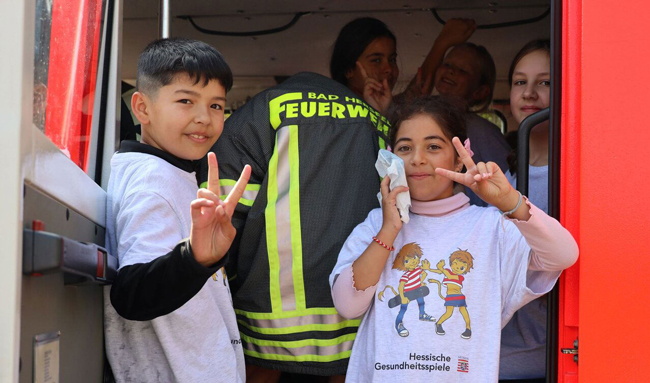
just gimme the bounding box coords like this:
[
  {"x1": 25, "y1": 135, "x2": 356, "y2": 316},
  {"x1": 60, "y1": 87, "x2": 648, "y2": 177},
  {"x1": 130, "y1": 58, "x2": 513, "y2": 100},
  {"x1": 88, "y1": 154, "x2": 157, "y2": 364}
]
[
  {"x1": 501, "y1": 190, "x2": 523, "y2": 216},
  {"x1": 372, "y1": 236, "x2": 395, "y2": 251}
]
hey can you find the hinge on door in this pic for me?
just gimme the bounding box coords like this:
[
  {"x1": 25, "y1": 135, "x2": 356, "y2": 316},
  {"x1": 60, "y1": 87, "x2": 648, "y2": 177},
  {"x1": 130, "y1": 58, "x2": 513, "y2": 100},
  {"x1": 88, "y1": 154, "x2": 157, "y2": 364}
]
[{"x1": 561, "y1": 339, "x2": 579, "y2": 364}]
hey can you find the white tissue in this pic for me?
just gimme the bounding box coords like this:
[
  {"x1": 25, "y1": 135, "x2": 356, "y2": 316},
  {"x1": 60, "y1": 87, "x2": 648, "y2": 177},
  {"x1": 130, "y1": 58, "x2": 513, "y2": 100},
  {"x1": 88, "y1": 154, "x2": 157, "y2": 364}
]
[{"x1": 375, "y1": 149, "x2": 411, "y2": 223}]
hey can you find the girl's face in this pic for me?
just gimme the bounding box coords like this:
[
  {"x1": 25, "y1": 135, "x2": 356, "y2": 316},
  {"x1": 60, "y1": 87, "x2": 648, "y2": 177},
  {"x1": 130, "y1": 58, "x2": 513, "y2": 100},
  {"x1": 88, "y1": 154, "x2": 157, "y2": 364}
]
[
  {"x1": 393, "y1": 114, "x2": 461, "y2": 202},
  {"x1": 509, "y1": 50, "x2": 550, "y2": 124},
  {"x1": 434, "y1": 46, "x2": 482, "y2": 102},
  {"x1": 346, "y1": 36, "x2": 399, "y2": 94}
]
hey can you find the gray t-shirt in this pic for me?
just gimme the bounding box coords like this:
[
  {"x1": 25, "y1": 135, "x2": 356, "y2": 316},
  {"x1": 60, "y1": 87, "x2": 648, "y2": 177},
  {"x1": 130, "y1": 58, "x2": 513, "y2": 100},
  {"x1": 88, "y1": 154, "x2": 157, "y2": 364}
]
[
  {"x1": 104, "y1": 152, "x2": 245, "y2": 383},
  {"x1": 465, "y1": 114, "x2": 512, "y2": 207},
  {"x1": 330, "y1": 205, "x2": 559, "y2": 382},
  {"x1": 500, "y1": 165, "x2": 549, "y2": 379},
  {"x1": 505, "y1": 165, "x2": 549, "y2": 215}
]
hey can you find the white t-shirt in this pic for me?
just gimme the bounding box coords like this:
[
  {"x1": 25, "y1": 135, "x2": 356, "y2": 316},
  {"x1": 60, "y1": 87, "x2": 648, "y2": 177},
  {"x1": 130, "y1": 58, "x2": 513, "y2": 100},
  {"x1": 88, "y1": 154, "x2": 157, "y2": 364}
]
[
  {"x1": 330, "y1": 205, "x2": 560, "y2": 383},
  {"x1": 104, "y1": 151, "x2": 245, "y2": 383}
]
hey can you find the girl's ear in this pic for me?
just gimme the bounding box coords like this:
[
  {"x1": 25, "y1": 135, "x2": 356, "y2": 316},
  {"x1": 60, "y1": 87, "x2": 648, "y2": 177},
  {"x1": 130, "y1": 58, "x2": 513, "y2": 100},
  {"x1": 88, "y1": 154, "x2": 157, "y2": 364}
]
[
  {"x1": 345, "y1": 67, "x2": 355, "y2": 80},
  {"x1": 131, "y1": 91, "x2": 151, "y2": 125},
  {"x1": 471, "y1": 84, "x2": 491, "y2": 104}
]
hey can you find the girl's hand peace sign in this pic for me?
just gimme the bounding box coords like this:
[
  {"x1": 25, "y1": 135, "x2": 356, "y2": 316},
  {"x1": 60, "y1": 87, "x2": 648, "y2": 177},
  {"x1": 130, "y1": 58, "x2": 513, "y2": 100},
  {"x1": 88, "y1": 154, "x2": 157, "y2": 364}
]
[
  {"x1": 357, "y1": 61, "x2": 392, "y2": 116},
  {"x1": 190, "y1": 152, "x2": 251, "y2": 267},
  {"x1": 435, "y1": 137, "x2": 530, "y2": 219}
]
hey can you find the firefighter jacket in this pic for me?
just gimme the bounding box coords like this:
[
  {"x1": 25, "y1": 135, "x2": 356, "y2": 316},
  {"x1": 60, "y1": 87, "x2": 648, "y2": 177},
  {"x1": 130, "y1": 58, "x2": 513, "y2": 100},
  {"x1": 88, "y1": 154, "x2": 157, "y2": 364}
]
[{"x1": 198, "y1": 72, "x2": 388, "y2": 375}]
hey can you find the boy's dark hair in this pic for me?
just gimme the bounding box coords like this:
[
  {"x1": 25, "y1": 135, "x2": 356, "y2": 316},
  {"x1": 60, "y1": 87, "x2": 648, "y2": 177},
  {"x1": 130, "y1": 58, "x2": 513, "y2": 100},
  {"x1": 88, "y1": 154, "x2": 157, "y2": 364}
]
[
  {"x1": 389, "y1": 96, "x2": 467, "y2": 149},
  {"x1": 330, "y1": 18, "x2": 396, "y2": 86},
  {"x1": 136, "y1": 38, "x2": 233, "y2": 96}
]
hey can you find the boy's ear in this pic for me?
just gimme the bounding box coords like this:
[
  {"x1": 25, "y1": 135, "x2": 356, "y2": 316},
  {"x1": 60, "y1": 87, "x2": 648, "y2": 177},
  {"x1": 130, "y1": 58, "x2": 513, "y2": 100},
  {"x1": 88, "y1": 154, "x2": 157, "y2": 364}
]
[
  {"x1": 471, "y1": 84, "x2": 491, "y2": 104},
  {"x1": 131, "y1": 91, "x2": 151, "y2": 125}
]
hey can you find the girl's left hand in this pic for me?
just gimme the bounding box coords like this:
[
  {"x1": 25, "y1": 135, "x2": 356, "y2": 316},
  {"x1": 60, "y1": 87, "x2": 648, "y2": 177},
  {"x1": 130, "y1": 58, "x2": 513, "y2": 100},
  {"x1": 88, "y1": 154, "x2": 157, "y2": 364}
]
[
  {"x1": 357, "y1": 61, "x2": 392, "y2": 116},
  {"x1": 435, "y1": 137, "x2": 519, "y2": 211}
]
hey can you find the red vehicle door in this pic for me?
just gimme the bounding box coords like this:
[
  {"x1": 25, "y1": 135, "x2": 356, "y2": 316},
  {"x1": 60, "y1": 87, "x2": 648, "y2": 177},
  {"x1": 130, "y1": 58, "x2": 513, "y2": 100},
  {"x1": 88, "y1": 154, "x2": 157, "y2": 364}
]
[{"x1": 558, "y1": 0, "x2": 650, "y2": 381}]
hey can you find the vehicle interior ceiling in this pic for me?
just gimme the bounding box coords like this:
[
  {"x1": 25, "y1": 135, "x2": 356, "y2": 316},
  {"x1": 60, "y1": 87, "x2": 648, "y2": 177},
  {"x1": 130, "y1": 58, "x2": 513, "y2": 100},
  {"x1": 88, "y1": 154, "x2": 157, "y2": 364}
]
[{"x1": 122, "y1": 0, "x2": 551, "y2": 131}]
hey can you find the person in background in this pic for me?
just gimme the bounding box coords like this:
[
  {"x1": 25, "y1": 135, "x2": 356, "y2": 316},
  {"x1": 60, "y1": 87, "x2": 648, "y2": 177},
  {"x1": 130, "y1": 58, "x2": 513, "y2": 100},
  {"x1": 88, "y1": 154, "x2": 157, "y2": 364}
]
[{"x1": 500, "y1": 39, "x2": 552, "y2": 383}]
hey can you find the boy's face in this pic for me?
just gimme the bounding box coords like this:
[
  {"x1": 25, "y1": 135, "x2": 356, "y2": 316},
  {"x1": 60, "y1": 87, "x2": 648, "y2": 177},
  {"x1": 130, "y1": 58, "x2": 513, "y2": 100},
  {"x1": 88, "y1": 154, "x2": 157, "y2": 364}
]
[
  {"x1": 136, "y1": 73, "x2": 226, "y2": 160},
  {"x1": 434, "y1": 46, "x2": 482, "y2": 102}
]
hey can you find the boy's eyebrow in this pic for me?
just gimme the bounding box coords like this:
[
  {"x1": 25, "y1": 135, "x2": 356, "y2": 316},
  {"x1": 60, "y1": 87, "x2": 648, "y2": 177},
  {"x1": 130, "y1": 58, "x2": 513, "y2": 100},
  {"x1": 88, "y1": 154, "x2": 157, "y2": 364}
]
[{"x1": 174, "y1": 89, "x2": 227, "y2": 102}]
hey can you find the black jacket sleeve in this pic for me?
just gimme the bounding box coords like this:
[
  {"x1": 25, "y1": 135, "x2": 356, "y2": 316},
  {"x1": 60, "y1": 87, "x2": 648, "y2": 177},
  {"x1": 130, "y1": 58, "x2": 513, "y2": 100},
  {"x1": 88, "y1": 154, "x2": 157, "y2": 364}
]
[{"x1": 110, "y1": 239, "x2": 228, "y2": 321}]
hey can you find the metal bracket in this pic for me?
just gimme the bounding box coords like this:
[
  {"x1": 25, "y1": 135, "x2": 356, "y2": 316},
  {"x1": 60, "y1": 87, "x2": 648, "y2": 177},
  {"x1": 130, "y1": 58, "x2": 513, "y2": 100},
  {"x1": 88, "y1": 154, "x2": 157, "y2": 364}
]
[
  {"x1": 561, "y1": 339, "x2": 579, "y2": 364},
  {"x1": 23, "y1": 228, "x2": 117, "y2": 285}
]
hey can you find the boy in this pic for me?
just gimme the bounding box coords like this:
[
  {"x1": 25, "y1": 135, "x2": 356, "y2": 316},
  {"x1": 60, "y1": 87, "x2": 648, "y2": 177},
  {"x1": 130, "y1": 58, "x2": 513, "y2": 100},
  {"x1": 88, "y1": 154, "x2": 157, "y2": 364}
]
[{"x1": 104, "y1": 38, "x2": 248, "y2": 382}]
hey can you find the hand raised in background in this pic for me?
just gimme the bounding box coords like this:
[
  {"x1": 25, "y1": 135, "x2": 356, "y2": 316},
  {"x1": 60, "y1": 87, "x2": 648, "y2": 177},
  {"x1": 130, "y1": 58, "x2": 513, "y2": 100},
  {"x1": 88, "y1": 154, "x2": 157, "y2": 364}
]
[
  {"x1": 357, "y1": 61, "x2": 392, "y2": 116},
  {"x1": 436, "y1": 18, "x2": 477, "y2": 48}
]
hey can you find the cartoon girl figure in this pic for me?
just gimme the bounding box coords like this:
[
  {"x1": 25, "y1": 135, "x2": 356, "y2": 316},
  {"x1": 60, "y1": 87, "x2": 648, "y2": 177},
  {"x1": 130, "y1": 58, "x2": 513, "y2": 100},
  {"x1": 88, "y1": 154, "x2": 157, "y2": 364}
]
[
  {"x1": 428, "y1": 249, "x2": 474, "y2": 339},
  {"x1": 378, "y1": 243, "x2": 436, "y2": 337}
]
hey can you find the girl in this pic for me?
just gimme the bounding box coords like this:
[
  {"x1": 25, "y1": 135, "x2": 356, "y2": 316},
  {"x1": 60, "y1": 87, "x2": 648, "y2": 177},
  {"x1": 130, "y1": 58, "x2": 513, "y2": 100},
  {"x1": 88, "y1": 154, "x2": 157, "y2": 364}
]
[
  {"x1": 500, "y1": 39, "x2": 552, "y2": 382},
  {"x1": 329, "y1": 96, "x2": 577, "y2": 382},
  {"x1": 505, "y1": 39, "x2": 551, "y2": 212}
]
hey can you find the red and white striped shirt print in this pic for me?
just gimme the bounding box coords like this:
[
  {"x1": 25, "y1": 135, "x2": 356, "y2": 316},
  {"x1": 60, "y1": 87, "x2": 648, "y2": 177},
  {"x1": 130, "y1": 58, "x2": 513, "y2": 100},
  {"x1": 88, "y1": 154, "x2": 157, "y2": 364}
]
[{"x1": 399, "y1": 268, "x2": 422, "y2": 292}]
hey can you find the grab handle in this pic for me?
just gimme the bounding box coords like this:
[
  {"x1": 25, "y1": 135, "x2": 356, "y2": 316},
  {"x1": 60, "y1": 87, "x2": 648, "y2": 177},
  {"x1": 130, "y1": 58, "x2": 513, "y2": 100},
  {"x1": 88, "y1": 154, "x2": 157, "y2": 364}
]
[
  {"x1": 23, "y1": 229, "x2": 117, "y2": 285},
  {"x1": 516, "y1": 108, "x2": 550, "y2": 196}
]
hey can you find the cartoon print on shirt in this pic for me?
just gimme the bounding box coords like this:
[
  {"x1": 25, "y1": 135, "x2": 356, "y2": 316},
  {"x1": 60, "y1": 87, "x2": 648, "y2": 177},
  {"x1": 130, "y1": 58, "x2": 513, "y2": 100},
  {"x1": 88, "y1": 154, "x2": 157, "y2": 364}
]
[
  {"x1": 212, "y1": 267, "x2": 228, "y2": 286},
  {"x1": 428, "y1": 249, "x2": 475, "y2": 339},
  {"x1": 377, "y1": 243, "x2": 437, "y2": 337},
  {"x1": 212, "y1": 267, "x2": 233, "y2": 304}
]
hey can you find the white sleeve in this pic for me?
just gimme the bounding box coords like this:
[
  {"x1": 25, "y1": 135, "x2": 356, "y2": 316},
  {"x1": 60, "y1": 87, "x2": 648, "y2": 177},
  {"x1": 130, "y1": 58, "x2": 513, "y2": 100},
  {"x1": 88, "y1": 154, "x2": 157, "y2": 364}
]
[{"x1": 116, "y1": 191, "x2": 185, "y2": 269}]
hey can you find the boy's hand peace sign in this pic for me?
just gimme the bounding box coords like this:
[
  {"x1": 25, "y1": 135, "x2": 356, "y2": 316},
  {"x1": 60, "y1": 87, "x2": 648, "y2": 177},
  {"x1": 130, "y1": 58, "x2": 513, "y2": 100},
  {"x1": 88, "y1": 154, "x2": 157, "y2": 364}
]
[
  {"x1": 357, "y1": 61, "x2": 392, "y2": 116},
  {"x1": 435, "y1": 137, "x2": 529, "y2": 219},
  {"x1": 190, "y1": 152, "x2": 251, "y2": 267}
]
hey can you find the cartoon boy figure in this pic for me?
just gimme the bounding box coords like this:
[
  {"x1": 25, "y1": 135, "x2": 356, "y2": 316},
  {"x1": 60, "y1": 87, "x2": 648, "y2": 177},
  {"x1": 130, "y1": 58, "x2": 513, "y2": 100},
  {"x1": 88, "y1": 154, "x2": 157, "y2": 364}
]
[
  {"x1": 428, "y1": 249, "x2": 474, "y2": 339},
  {"x1": 378, "y1": 243, "x2": 436, "y2": 337}
]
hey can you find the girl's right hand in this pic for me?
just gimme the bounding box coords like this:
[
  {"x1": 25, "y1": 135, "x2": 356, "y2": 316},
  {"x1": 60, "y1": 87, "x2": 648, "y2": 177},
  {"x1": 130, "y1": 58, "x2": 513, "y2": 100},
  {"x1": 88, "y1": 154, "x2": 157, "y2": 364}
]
[
  {"x1": 436, "y1": 18, "x2": 477, "y2": 48},
  {"x1": 379, "y1": 176, "x2": 409, "y2": 237}
]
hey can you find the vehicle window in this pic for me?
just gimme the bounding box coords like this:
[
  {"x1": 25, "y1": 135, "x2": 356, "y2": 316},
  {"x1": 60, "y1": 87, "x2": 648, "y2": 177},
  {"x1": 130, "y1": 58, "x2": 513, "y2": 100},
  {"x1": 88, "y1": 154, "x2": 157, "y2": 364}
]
[{"x1": 33, "y1": 0, "x2": 107, "y2": 172}]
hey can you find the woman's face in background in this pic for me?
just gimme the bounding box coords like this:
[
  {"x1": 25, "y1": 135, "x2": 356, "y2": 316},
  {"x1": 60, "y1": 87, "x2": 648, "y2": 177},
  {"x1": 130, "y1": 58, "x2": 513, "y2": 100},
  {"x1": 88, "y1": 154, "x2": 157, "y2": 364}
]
[{"x1": 509, "y1": 50, "x2": 551, "y2": 124}]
